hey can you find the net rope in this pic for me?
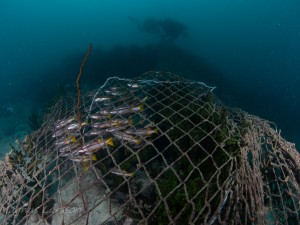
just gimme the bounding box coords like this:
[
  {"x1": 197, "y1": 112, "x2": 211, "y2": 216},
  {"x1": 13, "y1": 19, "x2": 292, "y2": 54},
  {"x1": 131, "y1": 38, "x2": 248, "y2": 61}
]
[{"x1": 1, "y1": 71, "x2": 299, "y2": 225}]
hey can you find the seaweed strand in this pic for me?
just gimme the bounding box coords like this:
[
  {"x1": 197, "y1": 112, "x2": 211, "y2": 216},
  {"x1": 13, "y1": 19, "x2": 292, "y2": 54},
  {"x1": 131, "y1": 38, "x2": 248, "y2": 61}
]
[{"x1": 76, "y1": 43, "x2": 92, "y2": 127}]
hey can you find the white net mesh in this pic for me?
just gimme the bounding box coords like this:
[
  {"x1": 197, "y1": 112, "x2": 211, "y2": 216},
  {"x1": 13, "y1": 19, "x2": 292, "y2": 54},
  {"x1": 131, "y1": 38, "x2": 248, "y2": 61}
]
[{"x1": 1, "y1": 71, "x2": 300, "y2": 225}]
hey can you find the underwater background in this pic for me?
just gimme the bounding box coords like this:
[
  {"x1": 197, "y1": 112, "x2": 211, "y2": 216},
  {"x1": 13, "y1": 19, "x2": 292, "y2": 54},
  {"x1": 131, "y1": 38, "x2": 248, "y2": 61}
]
[{"x1": 0, "y1": 0, "x2": 299, "y2": 158}]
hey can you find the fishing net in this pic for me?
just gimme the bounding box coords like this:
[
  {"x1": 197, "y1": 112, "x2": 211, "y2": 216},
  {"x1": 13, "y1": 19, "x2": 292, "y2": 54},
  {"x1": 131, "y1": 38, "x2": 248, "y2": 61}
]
[{"x1": 1, "y1": 71, "x2": 300, "y2": 225}]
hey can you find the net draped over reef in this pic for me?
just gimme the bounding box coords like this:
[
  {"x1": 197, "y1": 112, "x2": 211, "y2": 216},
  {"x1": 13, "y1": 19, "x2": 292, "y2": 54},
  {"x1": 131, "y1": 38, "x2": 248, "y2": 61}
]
[{"x1": 1, "y1": 71, "x2": 300, "y2": 225}]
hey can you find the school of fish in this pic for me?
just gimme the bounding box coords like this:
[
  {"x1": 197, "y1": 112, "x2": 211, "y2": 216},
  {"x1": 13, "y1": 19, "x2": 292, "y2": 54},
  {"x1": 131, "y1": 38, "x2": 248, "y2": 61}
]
[{"x1": 51, "y1": 81, "x2": 158, "y2": 175}]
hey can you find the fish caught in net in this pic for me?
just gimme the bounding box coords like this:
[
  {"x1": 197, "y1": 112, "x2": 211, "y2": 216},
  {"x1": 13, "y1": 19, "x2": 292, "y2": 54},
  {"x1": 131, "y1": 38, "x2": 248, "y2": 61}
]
[{"x1": 1, "y1": 71, "x2": 300, "y2": 225}]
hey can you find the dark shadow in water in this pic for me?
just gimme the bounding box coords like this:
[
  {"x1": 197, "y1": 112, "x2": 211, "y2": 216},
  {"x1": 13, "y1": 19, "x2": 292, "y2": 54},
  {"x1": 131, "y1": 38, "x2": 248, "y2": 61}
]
[{"x1": 128, "y1": 17, "x2": 188, "y2": 43}]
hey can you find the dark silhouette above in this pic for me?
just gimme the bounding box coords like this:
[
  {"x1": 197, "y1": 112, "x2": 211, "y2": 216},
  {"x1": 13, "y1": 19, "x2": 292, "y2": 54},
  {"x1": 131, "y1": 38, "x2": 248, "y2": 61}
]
[{"x1": 128, "y1": 16, "x2": 187, "y2": 42}]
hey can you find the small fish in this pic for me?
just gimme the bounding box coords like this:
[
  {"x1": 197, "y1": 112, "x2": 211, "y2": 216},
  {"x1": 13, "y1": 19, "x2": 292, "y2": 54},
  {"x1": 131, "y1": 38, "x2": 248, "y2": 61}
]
[
  {"x1": 98, "y1": 137, "x2": 114, "y2": 147},
  {"x1": 108, "y1": 86, "x2": 121, "y2": 91},
  {"x1": 127, "y1": 83, "x2": 140, "y2": 88},
  {"x1": 60, "y1": 151, "x2": 74, "y2": 157},
  {"x1": 54, "y1": 136, "x2": 78, "y2": 146},
  {"x1": 81, "y1": 137, "x2": 114, "y2": 153},
  {"x1": 111, "y1": 91, "x2": 123, "y2": 96},
  {"x1": 104, "y1": 88, "x2": 124, "y2": 96},
  {"x1": 54, "y1": 140, "x2": 68, "y2": 146},
  {"x1": 110, "y1": 167, "x2": 134, "y2": 177},
  {"x1": 69, "y1": 154, "x2": 97, "y2": 163},
  {"x1": 92, "y1": 121, "x2": 120, "y2": 129},
  {"x1": 52, "y1": 129, "x2": 66, "y2": 138},
  {"x1": 67, "y1": 123, "x2": 79, "y2": 130},
  {"x1": 103, "y1": 104, "x2": 144, "y2": 115},
  {"x1": 55, "y1": 117, "x2": 75, "y2": 129},
  {"x1": 112, "y1": 131, "x2": 141, "y2": 145},
  {"x1": 125, "y1": 127, "x2": 158, "y2": 136},
  {"x1": 92, "y1": 118, "x2": 132, "y2": 129},
  {"x1": 95, "y1": 97, "x2": 110, "y2": 102},
  {"x1": 82, "y1": 154, "x2": 98, "y2": 172},
  {"x1": 84, "y1": 129, "x2": 106, "y2": 137},
  {"x1": 106, "y1": 125, "x2": 128, "y2": 133},
  {"x1": 68, "y1": 157, "x2": 82, "y2": 162},
  {"x1": 89, "y1": 114, "x2": 111, "y2": 120},
  {"x1": 99, "y1": 108, "x2": 113, "y2": 115},
  {"x1": 111, "y1": 118, "x2": 133, "y2": 126},
  {"x1": 58, "y1": 145, "x2": 71, "y2": 153},
  {"x1": 59, "y1": 144, "x2": 80, "y2": 153},
  {"x1": 67, "y1": 121, "x2": 88, "y2": 130}
]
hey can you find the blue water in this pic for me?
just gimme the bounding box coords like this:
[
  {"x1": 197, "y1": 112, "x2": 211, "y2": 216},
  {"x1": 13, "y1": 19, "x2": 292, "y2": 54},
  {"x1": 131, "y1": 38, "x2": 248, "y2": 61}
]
[{"x1": 0, "y1": 0, "x2": 299, "y2": 154}]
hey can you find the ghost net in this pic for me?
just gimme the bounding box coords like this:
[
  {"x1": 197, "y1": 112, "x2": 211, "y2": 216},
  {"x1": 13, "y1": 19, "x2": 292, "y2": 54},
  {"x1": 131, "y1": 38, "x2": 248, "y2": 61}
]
[{"x1": 1, "y1": 71, "x2": 300, "y2": 225}]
